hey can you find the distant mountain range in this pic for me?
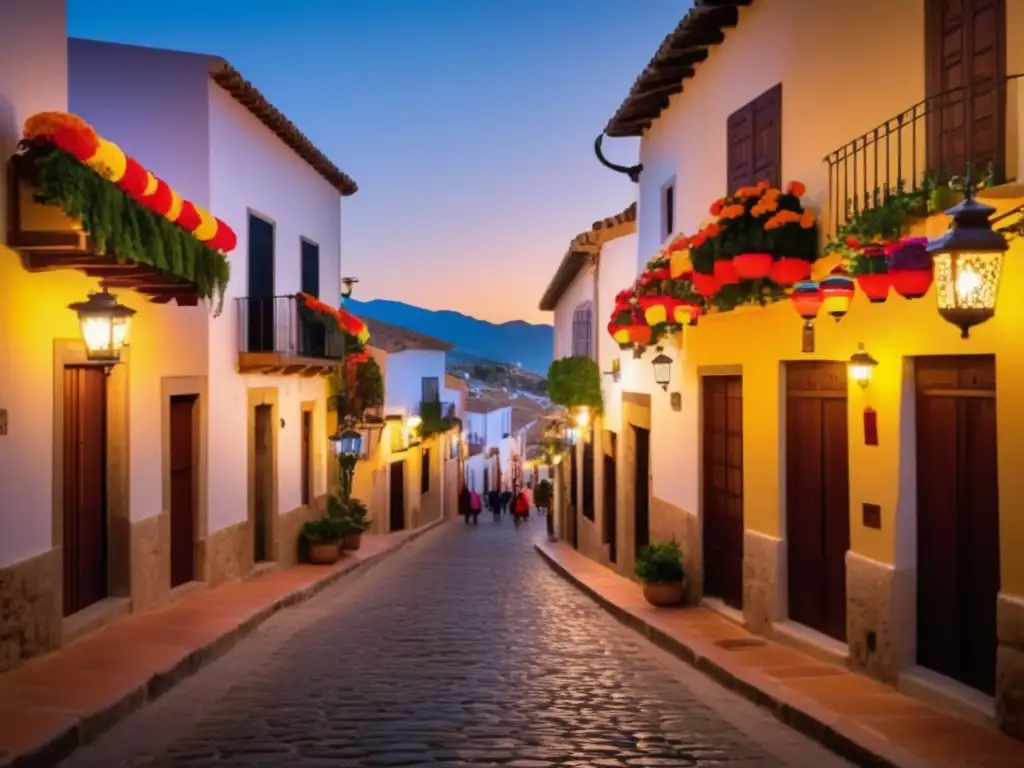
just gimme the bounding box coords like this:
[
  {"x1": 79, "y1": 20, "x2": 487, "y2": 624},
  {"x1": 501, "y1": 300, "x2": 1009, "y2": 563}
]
[{"x1": 345, "y1": 299, "x2": 553, "y2": 375}]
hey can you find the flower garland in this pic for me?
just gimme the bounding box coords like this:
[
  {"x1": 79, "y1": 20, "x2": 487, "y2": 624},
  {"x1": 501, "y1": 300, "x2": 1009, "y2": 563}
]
[
  {"x1": 296, "y1": 292, "x2": 371, "y2": 360},
  {"x1": 22, "y1": 112, "x2": 237, "y2": 252}
]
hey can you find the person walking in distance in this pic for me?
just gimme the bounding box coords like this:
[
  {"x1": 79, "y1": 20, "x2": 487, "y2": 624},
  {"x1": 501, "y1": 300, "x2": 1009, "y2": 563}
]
[
  {"x1": 512, "y1": 488, "x2": 530, "y2": 529},
  {"x1": 460, "y1": 484, "x2": 472, "y2": 524}
]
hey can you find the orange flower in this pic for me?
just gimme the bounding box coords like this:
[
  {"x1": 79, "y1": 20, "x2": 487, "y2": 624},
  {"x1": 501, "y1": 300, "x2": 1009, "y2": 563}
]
[
  {"x1": 755, "y1": 180, "x2": 769, "y2": 192},
  {"x1": 719, "y1": 204, "x2": 745, "y2": 219},
  {"x1": 709, "y1": 199, "x2": 725, "y2": 216},
  {"x1": 764, "y1": 210, "x2": 802, "y2": 230},
  {"x1": 23, "y1": 111, "x2": 99, "y2": 161},
  {"x1": 799, "y1": 209, "x2": 816, "y2": 229},
  {"x1": 690, "y1": 232, "x2": 707, "y2": 249},
  {"x1": 735, "y1": 186, "x2": 760, "y2": 199},
  {"x1": 668, "y1": 234, "x2": 689, "y2": 252},
  {"x1": 705, "y1": 222, "x2": 721, "y2": 238},
  {"x1": 751, "y1": 195, "x2": 780, "y2": 217},
  {"x1": 786, "y1": 180, "x2": 807, "y2": 197}
]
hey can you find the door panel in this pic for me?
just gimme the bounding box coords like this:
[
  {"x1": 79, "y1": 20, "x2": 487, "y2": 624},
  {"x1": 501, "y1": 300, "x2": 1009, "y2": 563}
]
[
  {"x1": 253, "y1": 404, "x2": 273, "y2": 562},
  {"x1": 634, "y1": 426, "x2": 650, "y2": 556},
  {"x1": 390, "y1": 461, "x2": 406, "y2": 532},
  {"x1": 62, "y1": 366, "x2": 108, "y2": 616},
  {"x1": 301, "y1": 410, "x2": 312, "y2": 506},
  {"x1": 916, "y1": 355, "x2": 999, "y2": 694},
  {"x1": 170, "y1": 395, "x2": 197, "y2": 587},
  {"x1": 702, "y1": 376, "x2": 744, "y2": 609},
  {"x1": 604, "y1": 432, "x2": 618, "y2": 564}
]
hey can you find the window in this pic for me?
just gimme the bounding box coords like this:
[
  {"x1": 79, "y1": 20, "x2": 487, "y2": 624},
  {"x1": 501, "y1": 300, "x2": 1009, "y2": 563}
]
[
  {"x1": 247, "y1": 214, "x2": 275, "y2": 352},
  {"x1": 571, "y1": 301, "x2": 594, "y2": 359},
  {"x1": 300, "y1": 239, "x2": 320, "y2": 298},
  {"x1": 726, "y1": 83, "x2": 782, "y2": 193},
  {"x1": 421, "y1": 377, "x2": 439, "y2": 403},
  {"x1": 421, "y1": 449, "x2": 431, "y2": 494},
  {"x1": 662, "y1": 181, "x2": 675, "y2": 240}
]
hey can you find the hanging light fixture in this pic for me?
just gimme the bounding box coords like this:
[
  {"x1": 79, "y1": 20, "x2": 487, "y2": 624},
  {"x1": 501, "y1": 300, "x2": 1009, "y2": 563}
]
[
  {"x1": 651, "y1": 347, "x2": 674, "y2": 391},
  {"x1": 67, "y1": 288, "x2": 136, "y2": 370},
  {"x1": 329, "y1": 425, "x2": 364, "y2": 457},
  {"x1": 926, "y1": 184, "x2": 1009, "y2": 339},
  {"x1": 820, "y1": 275, "x2": 856, "y2": 322},
  {"x1": 848, "y1": 343, "x2": 878, "y2": 389},
  {"x1": 790, "y1": 281, "x2": 822, "y2": 353}
]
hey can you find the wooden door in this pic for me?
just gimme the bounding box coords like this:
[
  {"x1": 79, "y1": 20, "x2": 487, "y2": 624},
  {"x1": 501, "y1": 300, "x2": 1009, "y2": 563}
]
[
  {"x1": 926, "y1": 0, "x2": 1006, "y2": 181},
  {"x1": 169, "y1": 395, "x2": 197, "y2": 588},
  {"x1": 570, "y1": 447, "x2": 578, "y2": 548},
  {"x1": 786, "y1": 362, "x2": 850, "y2": 642},
  {"x1": 62, "y1": 366, "x2": 108, "y2": 617},
  {"x1": 247, "y1": 214, "x2": 275, "y2": 352},
  {"x1": 604, "y1": 431, "x2": 618, "y2": 564},
  {"x1": 253, "y1": 404, "x2": 273, "y2": 562},
  {"x1": 702, "y1": 376, "x2": 744, "y2": 609},
  {"x1": 634, "y1": 425, "x2": 650, "y2": 556},
  {"x1": 389, "y1": 460, "x2": 406, "y2": 532},
  {"x1": 916, "y1": 355, "x2": 999, "y2": 694},
  {"x1": 582, "y1": 439, "x2": 595, "y2": 520},
  {"x1": 301, "y1": 410, "x2": 312, "y2": 506}
]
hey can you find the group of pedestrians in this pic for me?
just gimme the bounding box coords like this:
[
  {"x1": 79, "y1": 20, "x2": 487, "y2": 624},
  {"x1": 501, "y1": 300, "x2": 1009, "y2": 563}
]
[{"x1": 458, "y1": 484, "x2": 531, "y2": 528}]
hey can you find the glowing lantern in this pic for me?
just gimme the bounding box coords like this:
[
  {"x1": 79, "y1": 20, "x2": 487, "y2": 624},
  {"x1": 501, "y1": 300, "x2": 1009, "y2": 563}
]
[
  {"x1": 820, "y1": 275, "x2": 855, "y2": 321},
  {"x1": 848, "y1": 343, "x2": 878, "y2": 389},
  {"x1": 926, "y1": 187, "x2": 1009, "y2": 339},
  {"x1": 790, "y1": 281, "x2": 822, "y2": 327},
  {"x1": 68, "y1": 289, "x2": 136, "y2": 369},
  {"x1": 651, "y1": 349, "x2": 674, "y2": 391}
]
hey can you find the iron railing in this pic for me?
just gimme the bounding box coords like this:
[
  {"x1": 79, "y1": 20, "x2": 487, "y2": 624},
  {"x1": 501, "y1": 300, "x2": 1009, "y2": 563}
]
[
  {"x1": 235, "y1": 294, "x2": 344, "y2": 359},
  {"x1": 824, "y1": 74, "x2": 1022, "y2": 236},
  {"x1": 417, "y1": 400, "x2": 456, "y2": 421}
]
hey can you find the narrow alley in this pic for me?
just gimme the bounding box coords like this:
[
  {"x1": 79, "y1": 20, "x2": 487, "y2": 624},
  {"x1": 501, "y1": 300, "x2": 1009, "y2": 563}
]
[{"x1": 60, "y1": 521, "x2": 845, "y2": 767}]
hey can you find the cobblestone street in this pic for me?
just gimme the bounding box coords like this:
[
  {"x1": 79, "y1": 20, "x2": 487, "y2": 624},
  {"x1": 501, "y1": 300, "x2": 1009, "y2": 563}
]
[{"x1": 62, "y1": 519, "x2": 848, "y2": 767}]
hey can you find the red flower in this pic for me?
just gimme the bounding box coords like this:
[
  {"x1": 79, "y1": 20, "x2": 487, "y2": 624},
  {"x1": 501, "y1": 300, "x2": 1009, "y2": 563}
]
[
  {"x1": 51, "y1": 126, "x2": 99, "y2": 161},
  {"x1": 176, "y1": 201, "x2": 201, "y2": 231},
  {"x1": 710, "y1": 199, "x2": 725, "y2": 216},
  {"x1": 786, "y1": 180, "x2": 807, "y2": 197},
  {"x1": 845, "y1": 236, "x2": 862, "y2": 250},
  {"x1": 116, "y1": 157, "x2": 148, "y2": 196}
]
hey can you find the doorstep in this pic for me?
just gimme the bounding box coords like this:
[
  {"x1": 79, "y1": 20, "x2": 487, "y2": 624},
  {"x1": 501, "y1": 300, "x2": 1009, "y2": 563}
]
[
  {"x1": 0, "y1": 519, "x2": 446, "y2": 768},
  {"x1": 536, "y1": 539, "x2": 1024, "y2": 768}
]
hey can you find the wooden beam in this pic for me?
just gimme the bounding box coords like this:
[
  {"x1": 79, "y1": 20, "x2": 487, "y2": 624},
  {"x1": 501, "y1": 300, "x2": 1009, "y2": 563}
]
[{"x1": 630, "y1": 81, "x2": 688, "y2": 101}]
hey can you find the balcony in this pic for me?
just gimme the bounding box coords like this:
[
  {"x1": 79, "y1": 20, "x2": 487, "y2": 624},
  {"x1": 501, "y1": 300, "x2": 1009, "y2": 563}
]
[
  {"x1": 824, "y1": 74, "x2": 1024, "y2": 236},
  {"x1": 236, "y1": 294, "x2": 344, "y2": 375}
]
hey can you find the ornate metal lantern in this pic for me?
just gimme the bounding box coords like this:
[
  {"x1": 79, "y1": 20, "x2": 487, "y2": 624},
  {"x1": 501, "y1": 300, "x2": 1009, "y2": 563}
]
[
  {"x1": 927, "y1": 187, "x2": 1009, "y2": 339},
  {"x1": 67, "y1": 289, "x2": 136, "y2": 369},
  {"x1": 651, "y1": 348, "x2": 673, "y2": 391},
  {"x1": 848, "y1": 343, "x2": 878, "y2": 389}
]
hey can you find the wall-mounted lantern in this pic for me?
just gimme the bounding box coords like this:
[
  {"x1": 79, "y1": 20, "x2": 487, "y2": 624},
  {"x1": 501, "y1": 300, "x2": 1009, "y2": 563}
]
[
  {"x1": 574, "y1": 406, "x2": 590, "y2": 429},
  {"x1": 68, "y1": 289, "x2": 136, "y2": 371},
  {"x1": 927, "y1": 185, "x2": 1009, "y2": 339},
  {"x1": 405, "y1": 414, "x2": 422, "y2": 446},
  {"x1": 603, "y1": 358, "x2": 621, "y2": 383},
  {"x1": 848, "y1": 343, "x2": 878, "y2": 389},
  {"x1": 651, "y1": 347, "x2": 674, "y2": 391},
  {"x1": 329, "y1": 425, "x2": 363, "y2": 458},
  {"x1": 340, "y1": 276, "x2": 359, "y2": 301}
]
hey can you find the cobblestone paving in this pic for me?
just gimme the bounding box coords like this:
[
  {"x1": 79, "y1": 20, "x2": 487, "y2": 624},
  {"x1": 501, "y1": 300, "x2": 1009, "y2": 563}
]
[{"x1": 64, "y1": 519, "x2": 849, "y2": 767}]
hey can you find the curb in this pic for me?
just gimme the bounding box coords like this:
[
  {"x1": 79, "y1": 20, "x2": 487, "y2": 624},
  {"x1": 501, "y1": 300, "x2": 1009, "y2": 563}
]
[
  {"x1": 535, "y1": 542, "x2": 908, "y2": 768},
  {"x1": 4, "y1": 519, "x2": 447, "y2": 768}
]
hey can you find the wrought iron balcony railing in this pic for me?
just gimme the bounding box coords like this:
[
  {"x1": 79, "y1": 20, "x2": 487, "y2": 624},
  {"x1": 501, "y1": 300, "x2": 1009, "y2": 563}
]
[
  {"x1": 824, "y1": 74, "x2": 1023, "y2": 236},
  {"x1": 417, "y1": 400, "x2": 456, "y2": 420},
  {"x1": 235, "y1": 294, "x2": 344, "y2": 360}
]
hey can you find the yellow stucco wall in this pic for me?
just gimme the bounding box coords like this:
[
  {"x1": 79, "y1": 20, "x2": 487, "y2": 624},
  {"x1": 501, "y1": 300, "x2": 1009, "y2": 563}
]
[{"x1": 680, "y1": 203, "x2": 1024, "y2": 593}]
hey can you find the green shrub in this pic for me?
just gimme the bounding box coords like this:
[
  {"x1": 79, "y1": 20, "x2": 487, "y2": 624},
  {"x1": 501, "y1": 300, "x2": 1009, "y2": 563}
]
[
  {"x1": 634, "y1": 540, "x2": 684, "y2": 584},
  {"x1": 302, "y1": 516, "x2": 347, "y2": 543}
]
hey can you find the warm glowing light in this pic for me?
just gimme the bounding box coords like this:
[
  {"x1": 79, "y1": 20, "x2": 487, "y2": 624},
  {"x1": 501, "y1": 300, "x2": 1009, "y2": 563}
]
[
  {"x1": 847, "y1": 343, "x2": 878, "y2": 390},
  {"x1": 954, "y1": 264, "x2": 982, "y2": 299},
  {"x1": 574, "y1": 407, "x2": 590, "y2": 428},
  {"x1": 405, "y1": 415, "x2": 422, "y2": 430},
  {"x1": 68, "y1": 290, "x2": 136, "y2": 366}
]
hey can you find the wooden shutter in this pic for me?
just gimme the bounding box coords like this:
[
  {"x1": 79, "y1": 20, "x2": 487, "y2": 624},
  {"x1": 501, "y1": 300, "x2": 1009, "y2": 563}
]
[
  {"x1": 300, "y1": 240, "x2": 320, "y2": 298},
  {"x1": 726, "y1": 83, "x2": 782, "y2": 193}
]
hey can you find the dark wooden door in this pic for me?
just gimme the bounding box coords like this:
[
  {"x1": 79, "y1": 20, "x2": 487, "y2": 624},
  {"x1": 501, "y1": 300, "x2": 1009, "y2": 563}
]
[
  {"x1": 582, "y1": 439, "x2": 595, "y2": 520},
  {"x1": 916, "y1": 355, "x2": 999, "y2": 695},
  {"x1": 786, "y1": 363, "x2": 850, "y2": 642},
  {"x1": 702, "y1": 376, "x2": 744, "y2": 609},
  {"x1": 604, "y1": 431, "x2": 618, "y2": 564},
  {"x1": 247, "y1": 214, "x2": 275, "y2": 352},
  {"x1": 253, "y1": 404, "x2": 273, "y2": 562},
  {"x1": 926, "y1": 0, "x2": 1006, "y2": 182},
  {"x1": 570, "y1": 447, "x2": 578, "y2": 548},
  {"x1": 301, "y1": 410, "x2": 312, "y2": 506},
  {"x1": 390, "y1": 460, "x2": 406, "y2": 532},
  {"x1": 62, "y1": 366, "x2": 108, "y2": 617},
  {"x1": 634, "y1": 425, "x2": 650, "y2": 556},
  {"x1": 169, "y1": 395, "x2": 197, "y2": 588}
]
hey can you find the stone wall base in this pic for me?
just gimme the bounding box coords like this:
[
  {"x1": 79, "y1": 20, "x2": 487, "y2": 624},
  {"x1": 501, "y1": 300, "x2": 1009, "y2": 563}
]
[
  {"x1": 0, "y1": 548, "x2": 61, "y2": 673},
  {"x1": 743, "y1": 530, "x2": 784, "y2": 634},
  {"x1": 198, "y1": 519, "x2": 252, "y2": 586},
  {"x1": 277, "y1": 501, "x2": 325, "y2": 567},
  {"x1": 998, "y1": 592, "x2": 1024, "y2": 739},
  {"x1": 846, "y1": 551, "x2": 914, "y2": 683},
  {"x1": 130, "y1": 513, "x2": 171, "y2": 613},
  {"x1": 650, "y1": 496, "x2": 700, "y2": 605}
]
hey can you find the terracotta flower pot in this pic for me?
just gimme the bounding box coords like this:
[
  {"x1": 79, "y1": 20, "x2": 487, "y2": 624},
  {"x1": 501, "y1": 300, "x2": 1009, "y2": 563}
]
[
  {"x1": 692, "y1": 272, "x2": 720, "y2": 297},
  {"x1": 889, "y1": 268, "x2": 933, "y2": 299},
  {"x1": 642, "y1": 581, "x2": 685, "y2": 607},
  {"x1": 713, "y1": 258, "x2": 740, "y2": 285},
  {"x1": 342, "y1": 533, "x2": 363, "y2": 551},
  {"x1": 308, "y1": 541, "x2": 341, "y2": 565},
  {"x1": 856, "y1": 273, "x2": 891, "y2": 303},
  {"x1": 733, "y1": 252, "x2": 773, "y2": 279},
  {"x1": 769, "y1": 257, "x2": 812, "y2": 286}
]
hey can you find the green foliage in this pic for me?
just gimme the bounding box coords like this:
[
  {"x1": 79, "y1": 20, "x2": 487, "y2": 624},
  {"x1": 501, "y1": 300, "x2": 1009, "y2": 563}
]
[
  {"x1": 302, "y1": 516, "x2": 347, "y2": 542},
  {"x1": 634, "y1": 540, "x2": 684, "y2": 584},
  {"x1": 357, "y1": 357, "x2": 384, "y2": 409},
  {"x1": 15, "y1": 143, "x2": 230, "y2": 312},
  {"x1": 547, "y1": 356, "x2": 603, "y2": 414},
  {"x1": 344, "y1": 497, "x2": 371, "y2": 533},
  {"x1": 533, "y1": 479, "x2": 552, "y2": 507},
  {"x1": 418, "y1": 400, "x2": 459, "y2": 438},
  {"x1": 328, "y1": 357, "x2": 382, "y2": 418}
]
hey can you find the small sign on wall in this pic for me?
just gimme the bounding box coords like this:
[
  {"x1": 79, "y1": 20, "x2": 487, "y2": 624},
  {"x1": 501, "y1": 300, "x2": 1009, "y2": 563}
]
[
  {"x1": 670, "y1": 392, "x2": 681, "y2": 411},
  {"x1": 863, "y1": 407, "x2": 878, "y2": 446}
]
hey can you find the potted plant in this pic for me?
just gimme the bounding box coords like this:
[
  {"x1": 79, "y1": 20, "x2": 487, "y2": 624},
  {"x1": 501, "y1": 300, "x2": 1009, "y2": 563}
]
[
  {"x1": 341, "y1": 498, "x2": 371, "y2": 550},
  {"x1": 635, "y1": 540, "x2": 685, "y2": 607},
  {"x1": 302, "y1": 516, "x2": 346, "y2": 565}
]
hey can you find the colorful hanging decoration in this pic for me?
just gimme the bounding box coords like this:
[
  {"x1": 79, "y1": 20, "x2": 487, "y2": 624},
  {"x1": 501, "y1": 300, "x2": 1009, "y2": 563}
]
[
  {"x1": 22, "y1": 111, "x2": 237, "y2": 253},
  {"x1": 820, "y1": 274, "x2": 855, "y2": 321},
  {"x1": 790, "y1": 281, "x2": 823, "y2": 328},
  {"x1": 296, "y1": 292, "x2": 370, "y2": 359},
  {"x1": 886, "y1": 237, "x2": 934, "y2": 299}
]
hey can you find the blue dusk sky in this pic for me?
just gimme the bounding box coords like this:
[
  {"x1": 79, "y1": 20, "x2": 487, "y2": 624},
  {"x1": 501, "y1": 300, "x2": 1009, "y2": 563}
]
[{"x1": 69, "y1": 0, "x2": 687, "y2": 324}]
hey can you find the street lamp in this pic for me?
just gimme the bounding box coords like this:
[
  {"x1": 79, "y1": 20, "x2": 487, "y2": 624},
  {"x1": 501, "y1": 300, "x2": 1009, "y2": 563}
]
[
  {"x1": 329, "y1": 422, "x2": 363, "y2": 502},
  {"x1": 651, "y1": 348, "x2": 673, "y2": 391},
  {"x1": 927, "y1": 184, "x2": 1009, "y2": 339},
  {"x1": 68, "y1": 289, "x2": 136, "y2": 370},
  {"x1": 340, "y1": 276, "x2": 359, "y2": 301},
  {"x1": 848, "y1": 343, "x2": 878, "y2": 389}
]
